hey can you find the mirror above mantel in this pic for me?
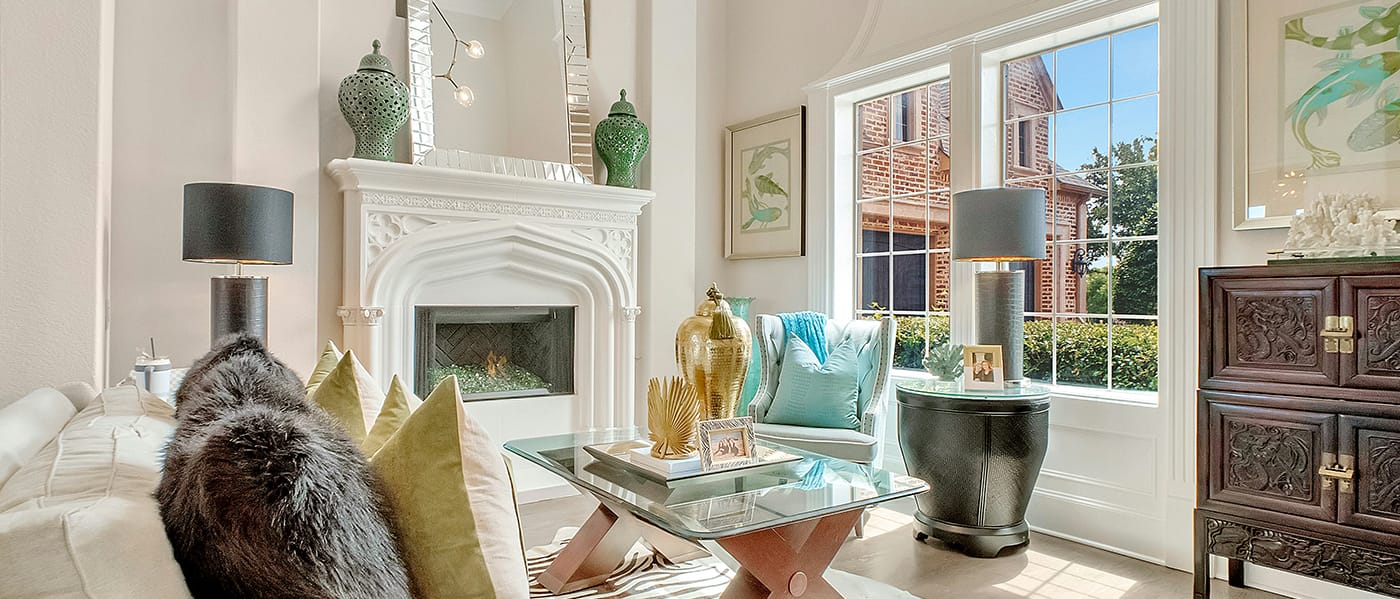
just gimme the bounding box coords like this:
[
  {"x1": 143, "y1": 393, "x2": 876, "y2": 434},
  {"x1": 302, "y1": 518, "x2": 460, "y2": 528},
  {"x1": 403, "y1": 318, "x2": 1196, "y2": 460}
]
[{"x1": 405, "y1": 0, "x2": 593, "y2": 182}]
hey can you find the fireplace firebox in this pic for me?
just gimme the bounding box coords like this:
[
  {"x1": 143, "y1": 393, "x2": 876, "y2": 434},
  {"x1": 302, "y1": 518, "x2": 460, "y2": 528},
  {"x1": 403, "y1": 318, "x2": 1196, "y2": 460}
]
[{"x1": 414, "y1": 306, "x2": 575, "y2": 401}]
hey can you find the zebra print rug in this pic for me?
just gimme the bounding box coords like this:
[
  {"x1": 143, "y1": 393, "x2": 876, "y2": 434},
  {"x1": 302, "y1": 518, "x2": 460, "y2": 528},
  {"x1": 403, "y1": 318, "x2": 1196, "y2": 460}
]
[{"x1": 526, "y1": 528, "x2": 918, "y2": 598}]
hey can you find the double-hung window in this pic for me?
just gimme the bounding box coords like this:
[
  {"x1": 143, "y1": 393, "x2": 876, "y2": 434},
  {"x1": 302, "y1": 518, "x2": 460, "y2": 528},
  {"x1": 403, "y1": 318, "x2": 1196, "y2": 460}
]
[{"x1": 852, "y1": 20, "x2": 1159, "y2": 395}]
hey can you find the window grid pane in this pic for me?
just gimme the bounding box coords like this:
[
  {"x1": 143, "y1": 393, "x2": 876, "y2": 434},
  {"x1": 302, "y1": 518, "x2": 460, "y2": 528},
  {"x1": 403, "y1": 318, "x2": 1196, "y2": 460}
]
[
  {"x1": 1001, "y1": 23, "x2": 1158, "y2": 392},
  {"x1": 856, "y1": 80, "x2": 953, "y2": 356}
]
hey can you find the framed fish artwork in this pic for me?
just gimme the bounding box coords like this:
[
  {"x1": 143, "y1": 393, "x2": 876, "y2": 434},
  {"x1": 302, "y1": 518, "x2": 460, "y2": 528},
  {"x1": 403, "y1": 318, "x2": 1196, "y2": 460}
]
[
  {"x1": 1231, "y1": 0, "x2": 1400, "y2": 229},
  {"x1": 725, "y1": 108, "x2": 806, "y2": 259}
]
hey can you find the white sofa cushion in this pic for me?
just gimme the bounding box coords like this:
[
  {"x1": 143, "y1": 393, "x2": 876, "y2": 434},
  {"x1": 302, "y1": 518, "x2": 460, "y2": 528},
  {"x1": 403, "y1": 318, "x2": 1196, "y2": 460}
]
[
  {"x1": 0, "y1": 385, "x2": 191, "y2": 598},
  {"x1": 0, "y1": 386, "x2": 175, "y2": 513},
  {"x1": 0, "y1": 388, "x2": 77, "y2": 489},
  {"x1": 0, "y1": 496, "x2": 191, "y2": 598}
]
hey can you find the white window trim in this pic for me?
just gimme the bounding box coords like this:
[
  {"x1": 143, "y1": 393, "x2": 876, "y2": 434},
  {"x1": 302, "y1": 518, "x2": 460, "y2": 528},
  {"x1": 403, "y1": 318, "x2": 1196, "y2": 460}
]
[
  {"x1": 806, "y1": 0, "x2": 1160, "y2": 404},
  {"x1": 809, "y1": 0, "x2": 1221, "y2": 572}
]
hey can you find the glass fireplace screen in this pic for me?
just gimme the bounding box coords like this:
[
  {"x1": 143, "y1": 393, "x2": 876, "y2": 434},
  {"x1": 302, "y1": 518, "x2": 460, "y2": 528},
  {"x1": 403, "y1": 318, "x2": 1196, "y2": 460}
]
[{"x1": 414, "y1": 306, "x2": 575, "y2": 401}]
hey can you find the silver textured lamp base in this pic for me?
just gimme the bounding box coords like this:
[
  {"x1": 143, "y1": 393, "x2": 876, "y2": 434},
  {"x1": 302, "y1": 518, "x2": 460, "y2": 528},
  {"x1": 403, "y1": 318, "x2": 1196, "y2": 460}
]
[
  {"x1": 975, "y1": 271, "x2": 1024, "y2": 382},
  {"x1": 211, "y1": 276, "x2": 268, "y2": 347}
]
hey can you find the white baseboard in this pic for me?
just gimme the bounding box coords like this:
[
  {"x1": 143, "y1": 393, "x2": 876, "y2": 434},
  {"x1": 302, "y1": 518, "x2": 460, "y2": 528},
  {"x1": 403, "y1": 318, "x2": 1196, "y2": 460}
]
[{"x1": 516, "y1": 484, "x2": 580, "y2": 505}]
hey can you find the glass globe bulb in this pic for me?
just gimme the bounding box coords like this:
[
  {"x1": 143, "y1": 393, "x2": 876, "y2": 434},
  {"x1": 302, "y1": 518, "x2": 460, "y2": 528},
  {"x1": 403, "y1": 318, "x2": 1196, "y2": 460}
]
[
  {"x1": 464, "y1": 40, "x2": 485, "y2": 59},
  {"x1": 454, "y1": 85, "x2": 475, "y2": 107}
]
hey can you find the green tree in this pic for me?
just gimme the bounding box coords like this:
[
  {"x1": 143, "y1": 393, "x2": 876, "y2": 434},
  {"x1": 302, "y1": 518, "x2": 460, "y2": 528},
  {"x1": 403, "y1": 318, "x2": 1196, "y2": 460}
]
[
  {"x1": 1084, "y1": 268, "x2": 1108, "y2": 314},
  {"x1": 1080, "y1": 137, "x2": 1157, "y2": 316}
]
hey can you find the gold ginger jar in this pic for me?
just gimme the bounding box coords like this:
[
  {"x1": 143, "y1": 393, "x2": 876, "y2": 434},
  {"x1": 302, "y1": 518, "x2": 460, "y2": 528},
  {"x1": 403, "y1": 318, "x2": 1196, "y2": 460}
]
[{"x1": 675, "y1": 284, "x2": 752, "y2": 420}]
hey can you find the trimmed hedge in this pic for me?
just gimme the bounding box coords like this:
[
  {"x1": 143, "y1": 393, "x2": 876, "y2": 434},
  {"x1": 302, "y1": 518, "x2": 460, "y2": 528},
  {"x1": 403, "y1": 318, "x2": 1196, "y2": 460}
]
[{"x1": 871, "y1": 315, "x2": 1158, "y2": 391}]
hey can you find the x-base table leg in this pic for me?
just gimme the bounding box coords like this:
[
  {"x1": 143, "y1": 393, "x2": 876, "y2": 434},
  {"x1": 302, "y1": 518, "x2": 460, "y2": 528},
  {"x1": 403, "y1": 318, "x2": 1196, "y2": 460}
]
[
  {"x1": 537, "y1": 499, "x2": 707, "y2": 594},
  {"x1": 716, "y1": 508, "x2": 863, "y2": 599}
]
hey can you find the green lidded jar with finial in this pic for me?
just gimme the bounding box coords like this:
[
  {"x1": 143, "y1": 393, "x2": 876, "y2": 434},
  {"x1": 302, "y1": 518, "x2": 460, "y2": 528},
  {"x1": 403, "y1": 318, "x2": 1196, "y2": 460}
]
[
  {"x1": 594, "y1": 89, "x2": 650, "y2": 188},
  {"x1": 338, "y1": 40, "x2": 409, "y2": 162}
]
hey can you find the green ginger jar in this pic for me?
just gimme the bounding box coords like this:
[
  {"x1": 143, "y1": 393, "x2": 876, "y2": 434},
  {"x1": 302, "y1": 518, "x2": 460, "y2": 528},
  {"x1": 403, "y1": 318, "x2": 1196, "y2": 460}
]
[
  {"x1": 594, "y1": 89, "x2": 650, "y2": 188},
  {"x1": 338, "y1": 40, "x2": 408, "y2": 162}
]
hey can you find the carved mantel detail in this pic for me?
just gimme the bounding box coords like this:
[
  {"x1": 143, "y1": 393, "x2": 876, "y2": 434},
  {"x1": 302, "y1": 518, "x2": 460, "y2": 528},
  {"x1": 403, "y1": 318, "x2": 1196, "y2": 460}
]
[
  {"x1": 362, "y1": 191, "x2": 637, "y2": 226},
  {"x1": 623, "y1": 306, "x2": 642, "y2": 322},
  {"x1": 366, "y1": 212, "x2": 457, "y2": 264},
  {"x1": 573, "y1": 227, "x2": 635, "y2": 266},
  {"x1": 337, "y1": 306, "x2": 385, "y2": 326}
]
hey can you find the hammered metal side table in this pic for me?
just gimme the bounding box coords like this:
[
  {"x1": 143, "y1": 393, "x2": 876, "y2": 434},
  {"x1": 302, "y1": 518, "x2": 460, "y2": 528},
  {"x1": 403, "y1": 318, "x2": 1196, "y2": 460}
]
[{"x1": 896, "y1": 380, "x2": 1050, "y2": 558}]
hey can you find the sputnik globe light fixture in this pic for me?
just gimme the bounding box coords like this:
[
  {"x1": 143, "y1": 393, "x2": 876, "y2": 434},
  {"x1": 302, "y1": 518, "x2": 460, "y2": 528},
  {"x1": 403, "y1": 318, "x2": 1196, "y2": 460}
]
[{"x1": 431, "y1": 2, "x2": 484, "y2": 108}]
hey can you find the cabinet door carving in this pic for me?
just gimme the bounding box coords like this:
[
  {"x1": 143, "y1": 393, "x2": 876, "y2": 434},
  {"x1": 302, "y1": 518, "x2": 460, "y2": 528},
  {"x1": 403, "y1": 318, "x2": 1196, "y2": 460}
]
[
  {"x1": 1203, "y1": 517, "x2": 1400, "y2": 597},
  {"x1": 1342, "y1": 276, "x2": 1400, "y2": 394},
  {"x1": 1207, "y1": 401, "x2": 1336, "y2": 521},
  {"x1": 1209, "y1": 277, "x2": 1338, "y2": 388},
  {"x1": 1340, "y1": 416, "x2": 1400, "y2": 535}
]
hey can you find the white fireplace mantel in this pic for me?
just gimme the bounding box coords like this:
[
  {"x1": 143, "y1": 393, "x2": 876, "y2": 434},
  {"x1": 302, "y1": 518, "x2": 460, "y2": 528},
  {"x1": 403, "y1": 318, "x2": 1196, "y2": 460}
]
[{"x1": 326, "y1": 159, "x2": 653, "y2": 488}]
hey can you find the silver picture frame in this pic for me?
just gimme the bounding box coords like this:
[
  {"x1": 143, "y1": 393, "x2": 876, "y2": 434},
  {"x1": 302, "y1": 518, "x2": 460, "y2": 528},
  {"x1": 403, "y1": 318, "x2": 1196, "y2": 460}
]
[{"x1": 697, "y1": 416, "x2": 756, "y2": 471}]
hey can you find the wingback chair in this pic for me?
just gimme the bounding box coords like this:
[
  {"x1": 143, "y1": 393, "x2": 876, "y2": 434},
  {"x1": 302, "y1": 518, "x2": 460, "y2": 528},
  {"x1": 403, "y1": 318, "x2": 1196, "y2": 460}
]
[{"x1": 747, "y1": 315, "x2": 896, "y2": 468}]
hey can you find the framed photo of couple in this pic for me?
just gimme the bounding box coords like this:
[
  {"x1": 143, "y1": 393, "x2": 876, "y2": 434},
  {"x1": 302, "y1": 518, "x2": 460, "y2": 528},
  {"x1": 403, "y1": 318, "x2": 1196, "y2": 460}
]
[{"x1": 963, "y1": 345, "x2": 1005, "y2": 390}]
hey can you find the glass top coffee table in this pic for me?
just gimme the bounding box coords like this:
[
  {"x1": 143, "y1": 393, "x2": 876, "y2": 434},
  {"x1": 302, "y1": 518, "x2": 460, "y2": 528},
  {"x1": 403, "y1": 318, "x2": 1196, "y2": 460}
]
[{"x1": 506, "y1": 429, "x2": 927, "y2": 597}]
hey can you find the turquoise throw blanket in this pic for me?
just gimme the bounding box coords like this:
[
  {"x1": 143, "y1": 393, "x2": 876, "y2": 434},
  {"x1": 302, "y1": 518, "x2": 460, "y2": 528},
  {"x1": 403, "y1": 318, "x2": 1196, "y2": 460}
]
[{"x1": 779, "y1": 311, "x2": 829, "y2": 364}]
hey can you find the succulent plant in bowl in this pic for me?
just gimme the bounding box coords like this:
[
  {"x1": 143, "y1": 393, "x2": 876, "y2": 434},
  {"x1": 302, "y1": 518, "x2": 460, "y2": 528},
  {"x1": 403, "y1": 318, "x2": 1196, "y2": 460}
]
[{"x1": 922, "y1": 342, "x2": 964, "y2": 382}]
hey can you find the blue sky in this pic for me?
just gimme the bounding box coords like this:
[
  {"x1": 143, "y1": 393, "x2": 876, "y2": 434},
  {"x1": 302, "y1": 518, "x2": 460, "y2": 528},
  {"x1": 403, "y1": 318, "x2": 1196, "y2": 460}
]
[{"x1": 1042, "y1": 23, "x2": 1158, "y2": 171}]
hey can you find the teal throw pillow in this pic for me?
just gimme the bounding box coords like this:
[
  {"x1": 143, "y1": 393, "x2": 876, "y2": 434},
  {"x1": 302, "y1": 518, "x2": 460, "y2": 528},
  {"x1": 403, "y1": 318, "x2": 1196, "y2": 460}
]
[{"x1": 766, "y1": 334, "x2": 862, "y2": 430}]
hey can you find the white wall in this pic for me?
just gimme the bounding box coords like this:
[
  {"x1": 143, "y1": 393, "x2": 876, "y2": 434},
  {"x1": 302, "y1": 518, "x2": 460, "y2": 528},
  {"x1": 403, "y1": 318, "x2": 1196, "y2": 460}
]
[
  {"x1": 0, "y1": 0, "x2": 113, "y2": 403},
  {"x1": 108, "y1": 0, "x2": 324, "y2": 378},
  {"x1": 632, "y1": 0, "x2": 701, "y2": 411},
  {"x1": 109, "y1": 0, "x2": 234, "y2": 380},
  {"x1": 699, "y1": 0, "x2": 871, "y2": 314}
]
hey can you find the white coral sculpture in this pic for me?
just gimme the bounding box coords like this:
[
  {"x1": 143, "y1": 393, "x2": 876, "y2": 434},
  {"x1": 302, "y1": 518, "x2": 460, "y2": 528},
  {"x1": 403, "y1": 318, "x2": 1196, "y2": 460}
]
[{"x1": 1284, "y1": 193, "x2": 1400, "y2": 251}]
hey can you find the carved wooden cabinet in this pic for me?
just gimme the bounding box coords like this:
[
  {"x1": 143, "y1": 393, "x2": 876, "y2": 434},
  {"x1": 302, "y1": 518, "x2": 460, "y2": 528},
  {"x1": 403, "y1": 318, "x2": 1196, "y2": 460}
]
[{"x1": 1197, "y1": 264, "x2": 1400, "y2": 598}]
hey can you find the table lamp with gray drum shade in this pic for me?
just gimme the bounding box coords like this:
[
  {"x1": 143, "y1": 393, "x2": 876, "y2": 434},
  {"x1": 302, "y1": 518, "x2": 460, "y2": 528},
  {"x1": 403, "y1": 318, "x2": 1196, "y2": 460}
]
[
  {"x1": 182, "y1": 182, "x2": 293, "y2": 347},
  {"x1": 951, "y1": 187, "x2": 1046, "y2": 383}
]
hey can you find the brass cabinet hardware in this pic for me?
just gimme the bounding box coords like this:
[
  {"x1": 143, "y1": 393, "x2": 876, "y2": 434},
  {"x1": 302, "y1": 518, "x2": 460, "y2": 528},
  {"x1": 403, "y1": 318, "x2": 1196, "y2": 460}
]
[
  {"x1": 1319, "y1": 452, "x2": 1355, "y2": 493},
  {"x1": 1322, "y1": 315, "x2": 1355, "y2": 354}
]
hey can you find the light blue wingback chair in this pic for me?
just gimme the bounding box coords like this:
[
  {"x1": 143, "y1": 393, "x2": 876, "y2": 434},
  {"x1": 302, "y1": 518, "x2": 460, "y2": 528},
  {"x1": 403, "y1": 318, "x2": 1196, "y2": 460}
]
[{"x1": 747, "y1": 315, "x2": 896, "y2": 468}]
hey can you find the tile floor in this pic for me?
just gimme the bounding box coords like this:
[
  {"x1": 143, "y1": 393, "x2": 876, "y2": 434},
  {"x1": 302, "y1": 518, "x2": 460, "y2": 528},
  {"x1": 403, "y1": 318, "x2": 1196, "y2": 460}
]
[{"x1": 518, "y1": 494, "x2": 1285, "y2": 599}]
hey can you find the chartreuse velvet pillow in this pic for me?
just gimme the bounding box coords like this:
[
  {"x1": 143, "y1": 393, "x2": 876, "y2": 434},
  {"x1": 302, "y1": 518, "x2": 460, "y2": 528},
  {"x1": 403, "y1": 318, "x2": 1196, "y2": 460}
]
[
  {"x1": 364, "y1": 375, "x2": 418, "y2": 456},
  {"x1": 371, "y1": 376, "x2": 529, "y2": 599},
  {"x1": 765, "y1": 334, "x2": 862, "y2": 430},
  {"x1": 305, "y1": 340, "x2": 343, "y2": 395},
  {"x1": 311, "y1": 350, "x2": 384, "y2": 442}
]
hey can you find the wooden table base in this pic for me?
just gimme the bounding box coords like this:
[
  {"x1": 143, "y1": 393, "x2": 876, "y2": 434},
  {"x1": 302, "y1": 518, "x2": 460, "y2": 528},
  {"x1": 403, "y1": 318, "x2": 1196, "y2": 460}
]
[
  {"x1": 716, "y1": 508, "x2": 863, "y2": 599},
  {"x1": 541, "y1": 500, "x2": 862, "y2": 598},
  {"x1": 537, "y1": 499, "x2": 709, "y2": 594}
]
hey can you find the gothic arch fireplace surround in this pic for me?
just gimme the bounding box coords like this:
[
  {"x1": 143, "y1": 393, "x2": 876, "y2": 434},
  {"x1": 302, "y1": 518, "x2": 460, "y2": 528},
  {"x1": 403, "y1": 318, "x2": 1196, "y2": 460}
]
[{"x1": 328, "y1": 159, "x2": 653, "y2": 494}]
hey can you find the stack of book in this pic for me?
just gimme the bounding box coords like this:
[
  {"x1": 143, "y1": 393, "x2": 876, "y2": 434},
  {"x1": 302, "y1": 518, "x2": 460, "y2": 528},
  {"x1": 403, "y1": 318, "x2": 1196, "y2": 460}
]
[{"x1": 626, "y1": 446, "x2": 701, "y2": 478}]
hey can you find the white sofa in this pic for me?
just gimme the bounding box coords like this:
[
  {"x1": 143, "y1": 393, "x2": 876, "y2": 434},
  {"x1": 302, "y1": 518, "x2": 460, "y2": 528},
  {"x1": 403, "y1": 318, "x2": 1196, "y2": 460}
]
[{"x1": 0, "y1": 384, "x2": 193, "y2": 599}]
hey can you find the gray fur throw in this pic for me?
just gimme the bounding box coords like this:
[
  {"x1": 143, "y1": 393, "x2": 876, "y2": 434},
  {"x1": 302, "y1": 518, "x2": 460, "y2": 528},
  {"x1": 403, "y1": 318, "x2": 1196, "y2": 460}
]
[{"x1": 156, "y1": 335, "x2": 412, "y2": 599}]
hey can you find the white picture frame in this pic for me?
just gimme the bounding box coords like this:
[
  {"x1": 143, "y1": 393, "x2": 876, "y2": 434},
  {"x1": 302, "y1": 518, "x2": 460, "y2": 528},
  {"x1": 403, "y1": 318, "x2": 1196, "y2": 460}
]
[
  {"x1": 1229, "y1": 0, "x2": 1400, "y2": 229},
  {"x1": 963, "y1": 344, "x2": 1005, "y2": 390},
  {"x1": 725, "y1": 108, "x2": 806, "y2": 259}
]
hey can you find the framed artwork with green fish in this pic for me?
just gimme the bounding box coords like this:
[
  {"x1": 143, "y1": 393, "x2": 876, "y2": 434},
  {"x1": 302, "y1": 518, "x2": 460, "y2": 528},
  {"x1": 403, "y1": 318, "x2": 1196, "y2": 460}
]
[
  {"x1": 1233, "y1": 0, "x2": 1400, "y2": 229},
  {"x1": 725, "y1": 108, "x2": 805, "y2": 259}
]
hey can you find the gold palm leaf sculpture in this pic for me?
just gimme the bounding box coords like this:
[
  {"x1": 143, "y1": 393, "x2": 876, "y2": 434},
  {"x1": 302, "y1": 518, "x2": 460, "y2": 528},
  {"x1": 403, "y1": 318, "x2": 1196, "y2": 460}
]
[{"x1": 647, "y1": 376, "x2": 700, "y2": 459}]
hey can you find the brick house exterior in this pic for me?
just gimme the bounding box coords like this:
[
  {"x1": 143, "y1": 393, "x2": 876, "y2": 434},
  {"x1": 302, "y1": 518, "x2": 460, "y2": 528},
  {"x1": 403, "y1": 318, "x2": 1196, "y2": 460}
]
[{"x1": 859, "y1": 57, "x2": 1102, "y2": 314}]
